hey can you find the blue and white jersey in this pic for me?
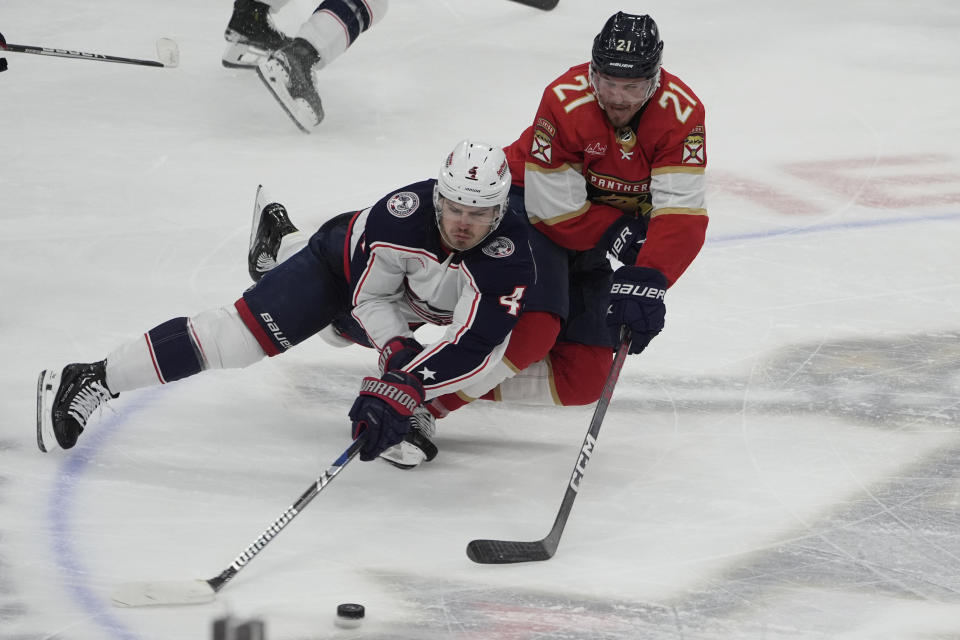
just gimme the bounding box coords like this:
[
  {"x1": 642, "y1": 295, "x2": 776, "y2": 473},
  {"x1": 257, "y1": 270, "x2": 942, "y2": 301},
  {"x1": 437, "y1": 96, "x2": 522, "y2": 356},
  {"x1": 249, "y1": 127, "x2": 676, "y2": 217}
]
[{"x1": 347, "y1": 179, "x2": 533, "y2": 398}]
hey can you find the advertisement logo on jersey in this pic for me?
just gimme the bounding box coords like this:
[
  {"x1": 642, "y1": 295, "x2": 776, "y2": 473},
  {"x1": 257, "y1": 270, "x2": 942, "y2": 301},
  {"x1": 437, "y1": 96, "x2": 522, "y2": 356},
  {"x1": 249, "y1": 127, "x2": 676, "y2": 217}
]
[
  {"x1": 682, "y1": 125, "x2": 706, "y2": 165},
  {"x1": 386, "y1": 191, "x2": 420, "y2": 218},
  {"x1": 535, "y1": 117, "x2": 556, "y2": 138},
  {"x1": 482, "y1": 236, "x2": 515, "y2": 258},
  {"x1": 531, "y1": 130, "x2": 552, "y2": 164},
  {"x1": 585, "y1": 141, "x2": 607, "y2": 157}
]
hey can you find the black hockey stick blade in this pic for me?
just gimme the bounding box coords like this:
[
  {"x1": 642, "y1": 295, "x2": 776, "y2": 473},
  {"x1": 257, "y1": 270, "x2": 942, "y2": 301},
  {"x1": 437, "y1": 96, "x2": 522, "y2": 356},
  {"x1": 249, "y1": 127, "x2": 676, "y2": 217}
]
[
  {"x1": 467, "y1": 329, "x2": 631, "y2": 564},
  {"x1": 467, "y1": 537, "x2": 555, "y2": 564},
  {"x1": 506, "y1": 0, "x2": 560, "y2": 10}
]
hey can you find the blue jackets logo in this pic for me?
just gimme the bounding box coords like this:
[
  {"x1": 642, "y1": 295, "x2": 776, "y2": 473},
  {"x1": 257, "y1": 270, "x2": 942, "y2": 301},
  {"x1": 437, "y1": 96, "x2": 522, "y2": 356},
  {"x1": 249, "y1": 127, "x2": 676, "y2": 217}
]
[
  {"x1": 482, "y1": 237, "x2": 515, "y2": 258},
  {"x1": 386, "y1": 192, "x2": 420, "y2": 218}
]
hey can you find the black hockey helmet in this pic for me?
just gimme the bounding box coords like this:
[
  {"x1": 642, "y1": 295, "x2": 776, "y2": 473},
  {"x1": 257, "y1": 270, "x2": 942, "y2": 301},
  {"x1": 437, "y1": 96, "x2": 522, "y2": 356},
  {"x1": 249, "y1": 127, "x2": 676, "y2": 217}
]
[{"x1": 591, "y1": 12, "x2": 663, "y2": 79}]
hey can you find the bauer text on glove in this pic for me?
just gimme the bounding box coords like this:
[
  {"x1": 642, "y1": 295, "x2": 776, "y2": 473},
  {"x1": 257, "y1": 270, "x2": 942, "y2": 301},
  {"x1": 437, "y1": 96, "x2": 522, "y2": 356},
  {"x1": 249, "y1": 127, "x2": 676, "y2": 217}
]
[{"x1": 605, "y1": 266, "x2": 667, "y2": 355}]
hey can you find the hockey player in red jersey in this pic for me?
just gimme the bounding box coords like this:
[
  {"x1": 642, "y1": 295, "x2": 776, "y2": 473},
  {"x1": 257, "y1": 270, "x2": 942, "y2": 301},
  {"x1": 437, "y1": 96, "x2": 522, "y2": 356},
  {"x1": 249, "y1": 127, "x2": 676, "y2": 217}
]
[{"x1": 499, "y1": 11, "x2": 708, "y2": 402}]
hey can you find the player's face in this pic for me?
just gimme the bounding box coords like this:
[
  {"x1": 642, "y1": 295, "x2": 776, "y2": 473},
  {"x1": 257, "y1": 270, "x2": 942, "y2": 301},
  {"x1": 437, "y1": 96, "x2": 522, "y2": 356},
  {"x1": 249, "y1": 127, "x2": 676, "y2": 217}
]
[
  {"x1": 438, "y1": 200, "x2": 498, "y2": 250},
  {"x1": 593, "y1": 72, "x2": 656, "y2": 127}
]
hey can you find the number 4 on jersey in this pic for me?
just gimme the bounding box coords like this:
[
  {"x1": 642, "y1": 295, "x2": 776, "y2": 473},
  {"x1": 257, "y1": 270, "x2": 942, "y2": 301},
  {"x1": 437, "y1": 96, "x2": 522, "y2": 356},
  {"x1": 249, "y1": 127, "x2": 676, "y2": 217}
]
[{"x1": 499, "y1": 287, "x2": 527, "y2": 316}]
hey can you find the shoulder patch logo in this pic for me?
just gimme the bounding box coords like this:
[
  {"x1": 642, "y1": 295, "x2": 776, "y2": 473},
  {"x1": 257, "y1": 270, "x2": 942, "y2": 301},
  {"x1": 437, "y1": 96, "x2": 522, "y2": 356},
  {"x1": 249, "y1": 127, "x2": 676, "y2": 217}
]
[
  {"x1": 482, "y1": 236, "x2": 515, "y2": 258},
  {"x1": 535, "y1": 117, "x2": 557, "y2": 138},
  {"x1": 531, "y1": 130, "x2": 552, "y2": 164},
  {"x1": 682, "y1": 125, "x2": 706, "y2": 165},
  {"x1": 386, "y1": 191, "x2": 420, "y2": 218}
]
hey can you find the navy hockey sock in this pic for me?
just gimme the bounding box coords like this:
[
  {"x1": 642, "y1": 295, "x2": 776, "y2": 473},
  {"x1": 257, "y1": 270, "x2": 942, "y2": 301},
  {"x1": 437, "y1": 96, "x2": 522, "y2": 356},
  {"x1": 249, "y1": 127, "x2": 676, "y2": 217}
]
[{"x1": 146, "y1": 317, "x2": 207, "y2": 383}]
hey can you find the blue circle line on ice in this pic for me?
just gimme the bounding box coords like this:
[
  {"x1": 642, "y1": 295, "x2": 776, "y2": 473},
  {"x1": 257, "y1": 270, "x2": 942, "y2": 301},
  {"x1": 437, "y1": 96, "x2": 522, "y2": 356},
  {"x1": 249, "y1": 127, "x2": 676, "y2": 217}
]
[
  {"x1": 707, "y1": 210, "x2": 960, "y2": 245},
  {"x1": 48, "y1": 401, "x2": 149, "y2": 640}
]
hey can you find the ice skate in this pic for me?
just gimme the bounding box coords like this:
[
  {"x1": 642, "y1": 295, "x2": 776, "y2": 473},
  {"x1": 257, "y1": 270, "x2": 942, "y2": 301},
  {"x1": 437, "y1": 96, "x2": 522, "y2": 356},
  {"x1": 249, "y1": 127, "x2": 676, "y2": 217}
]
[
  {"x1": 379, "y1": 406, "x2": 439, "y2": 470},
  {"x1": 248, "y1": 185, "x2": 298, "y2": 282},
  {"x1": 222, "y1": 0, "x2": 291, "y2": 68},
  {"x1": 36, "y1": 361, "x2": 117, "y2": 452},
  {"x1": 257, "y1": 37, "x2": 325, "y2": 132}
]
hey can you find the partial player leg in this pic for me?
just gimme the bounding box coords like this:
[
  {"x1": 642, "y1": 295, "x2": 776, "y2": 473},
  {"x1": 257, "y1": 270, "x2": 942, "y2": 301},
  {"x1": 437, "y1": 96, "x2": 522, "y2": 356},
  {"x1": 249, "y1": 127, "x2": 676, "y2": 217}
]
[
  {"x1": 248, "y1": 185, "x2": 300, "y2": 282},
  {"x1": 257, "y1": 0, "x2": 388, "y2": 131},
  {"x1": 37, "y1": 308, "x2": 268, "y2": 453},
  {"x1": 237, "y1": 214, "x2": 355, "y2": 355},
  {"x1": 35, "y1": 216, "x2": 359, "y2": 452},
  {"x1": 223, "y1": 0, "x2": 293, "y2": 68},
  {"x1": 296, "y1": 0, "x2": 388, "y2": 69}
]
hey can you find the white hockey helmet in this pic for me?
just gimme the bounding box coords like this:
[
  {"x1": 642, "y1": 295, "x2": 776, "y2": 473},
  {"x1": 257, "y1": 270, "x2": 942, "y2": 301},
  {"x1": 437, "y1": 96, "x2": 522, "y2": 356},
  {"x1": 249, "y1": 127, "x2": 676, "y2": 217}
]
[{"x1": 433, "y1": 140, "x2": 512, "y2": 236}]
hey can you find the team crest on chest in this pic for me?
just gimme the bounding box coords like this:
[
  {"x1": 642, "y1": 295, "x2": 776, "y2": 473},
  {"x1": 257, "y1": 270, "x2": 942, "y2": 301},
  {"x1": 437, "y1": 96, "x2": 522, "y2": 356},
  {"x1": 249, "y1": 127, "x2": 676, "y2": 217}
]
[
  {"x1": 482, "y1": 237, "x2": 515, "y2": 258},
  {"x1": 386, "y1": 191, "x2": 420, "y2": 218}
]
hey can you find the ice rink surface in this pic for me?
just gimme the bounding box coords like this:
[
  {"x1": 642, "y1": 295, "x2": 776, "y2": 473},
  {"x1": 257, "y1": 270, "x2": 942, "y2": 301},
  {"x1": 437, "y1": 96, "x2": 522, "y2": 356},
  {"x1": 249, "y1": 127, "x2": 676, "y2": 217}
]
[{"x1": 3, "y1": 1, "x2": 960, "y2": 638}]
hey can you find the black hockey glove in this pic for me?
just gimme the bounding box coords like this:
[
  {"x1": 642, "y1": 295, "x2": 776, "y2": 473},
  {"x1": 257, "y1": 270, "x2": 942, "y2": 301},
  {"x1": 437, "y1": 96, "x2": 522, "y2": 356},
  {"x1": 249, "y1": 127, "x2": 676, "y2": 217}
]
[
  {"x1": 606, "y1": 266, "x2": 667, "y2": 355},
  {"x1": 600, "y1": 215, "x2": 648, "y2": 265},
  {"x1": 378, "y1": 336, "x2": 424, "y2": 374},
  {"x1": 348, "y1": 370, "x2": 425, "y2": 461}
]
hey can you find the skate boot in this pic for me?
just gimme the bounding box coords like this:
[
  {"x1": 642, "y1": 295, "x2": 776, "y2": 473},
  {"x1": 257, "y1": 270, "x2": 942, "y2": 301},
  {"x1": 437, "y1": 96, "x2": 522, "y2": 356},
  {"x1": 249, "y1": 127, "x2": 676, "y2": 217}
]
[
  {"x1": 36, "y1": 361, "x2": 117, "y2": 452},
  {"x1": 248, "y1": 185, "x2": 298, "y2": 282},
  {"x1": 257, "y1": 37, "x2": 325, "y2": 132},
  {"x1": 223, "y1": 0, "x2": 292, "y2": 68},
  {"x1": 380, "y1": 406, "x2": 439, "y2": 470}
]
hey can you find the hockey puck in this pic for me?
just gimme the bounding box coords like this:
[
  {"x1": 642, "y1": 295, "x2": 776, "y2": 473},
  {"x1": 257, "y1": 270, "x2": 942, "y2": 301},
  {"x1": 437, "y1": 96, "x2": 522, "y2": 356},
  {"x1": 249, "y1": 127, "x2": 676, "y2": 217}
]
[
  {"x1": 0, "y1": 58, "x2": 8, "y2": 72},
  {"x1": 335, "y1": 603, "x2": 365, "y2": 628}
]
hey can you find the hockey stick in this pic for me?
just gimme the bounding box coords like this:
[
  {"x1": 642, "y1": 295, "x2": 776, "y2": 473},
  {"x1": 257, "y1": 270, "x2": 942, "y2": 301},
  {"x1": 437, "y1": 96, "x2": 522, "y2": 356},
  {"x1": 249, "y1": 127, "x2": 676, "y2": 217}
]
[
  {"x1": 0, "y1": 32, "x2": 179, "y2": 68},
  {"x1": 506, "y1": 0, "x2": 560, "y2": 10},
  {"x1": 466, "y1": 328, "x2": 631, "y2": 563},
  {"x1": 111, "y1": 437, "x2": 363, "y2": 607}
]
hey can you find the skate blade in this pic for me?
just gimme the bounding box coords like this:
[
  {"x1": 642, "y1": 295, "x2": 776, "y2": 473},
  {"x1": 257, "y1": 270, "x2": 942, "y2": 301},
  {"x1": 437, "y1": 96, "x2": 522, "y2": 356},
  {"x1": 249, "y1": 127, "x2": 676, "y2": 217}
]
[
  {"x1": 249, "y1": 184, "x2": 267, "y2": 250},
  {"x1": 256, "y1": 63, "x2": 322, "y2": 133},
  {"x1": 36, "y1": 369, "x2": 58, "y2": 453}
]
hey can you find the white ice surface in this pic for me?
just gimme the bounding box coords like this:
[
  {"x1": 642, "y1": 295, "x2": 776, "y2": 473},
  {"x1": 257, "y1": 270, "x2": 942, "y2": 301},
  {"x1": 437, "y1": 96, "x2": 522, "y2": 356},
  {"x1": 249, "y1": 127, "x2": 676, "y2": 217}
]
[{"x1": 2, "y1": 1, "x2": 960, "y2": 639}]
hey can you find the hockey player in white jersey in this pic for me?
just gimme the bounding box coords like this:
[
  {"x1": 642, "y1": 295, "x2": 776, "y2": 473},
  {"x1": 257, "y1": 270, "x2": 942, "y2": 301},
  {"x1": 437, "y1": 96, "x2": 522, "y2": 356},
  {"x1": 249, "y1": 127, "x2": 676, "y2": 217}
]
[
  {"x1": 36, "y1": 140, "x2": 532, "y2": 467},
  {"x1": 222, "y1": 0, "x2": 388, "y2": 131}
]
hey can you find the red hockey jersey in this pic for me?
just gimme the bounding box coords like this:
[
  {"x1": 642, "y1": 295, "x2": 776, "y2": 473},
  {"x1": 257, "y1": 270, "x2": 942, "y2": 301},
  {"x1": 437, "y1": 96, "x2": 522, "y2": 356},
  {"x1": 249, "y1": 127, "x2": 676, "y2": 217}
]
[{"x1": 505, "y1": 63, "x2": 708, "y2": 286}]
